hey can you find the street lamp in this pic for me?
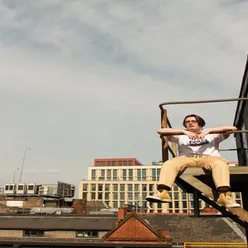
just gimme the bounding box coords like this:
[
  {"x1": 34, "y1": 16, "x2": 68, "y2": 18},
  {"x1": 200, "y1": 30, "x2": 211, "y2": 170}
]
[{"x1": 19, "y1": 148, "x2": 31, "y2": 183}]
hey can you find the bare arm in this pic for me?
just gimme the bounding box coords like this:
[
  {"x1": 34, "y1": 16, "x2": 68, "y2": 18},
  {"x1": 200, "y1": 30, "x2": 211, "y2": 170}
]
[
  {"x1": 157, "y1": 128, "x2": 199, "y2": 139},
  {"x1": 198, "y1": 126, "x2": 237, "y2": 139}
]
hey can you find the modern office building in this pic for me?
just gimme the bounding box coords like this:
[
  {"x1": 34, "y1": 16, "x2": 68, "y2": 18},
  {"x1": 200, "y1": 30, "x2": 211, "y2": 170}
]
[{"x1": 78, "y1": 158, "x2": 242, "y2": 213}]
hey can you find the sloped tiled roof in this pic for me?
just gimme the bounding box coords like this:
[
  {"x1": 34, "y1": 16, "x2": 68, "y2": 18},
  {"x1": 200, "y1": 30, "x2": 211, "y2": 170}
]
[
  {"x1": 140, "y1": 214, "x2": 246, "y2": 243},
  {"x1": 104, "y1": 212, "x2": 167, "y2": 241}
]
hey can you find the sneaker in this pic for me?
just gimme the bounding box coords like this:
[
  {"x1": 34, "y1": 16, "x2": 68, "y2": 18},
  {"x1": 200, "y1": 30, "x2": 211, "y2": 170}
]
[
  {"x1": 146, "y1": 190, "x2": 171, "y2": 203},
  {"x1": 217, "y1": 192, "x2": 240, "y2": 208}
]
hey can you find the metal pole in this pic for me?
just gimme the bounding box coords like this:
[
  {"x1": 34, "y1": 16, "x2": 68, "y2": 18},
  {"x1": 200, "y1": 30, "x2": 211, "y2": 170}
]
[{"x1": 19, "y1": 148, "x2": 31, "y2": 183}]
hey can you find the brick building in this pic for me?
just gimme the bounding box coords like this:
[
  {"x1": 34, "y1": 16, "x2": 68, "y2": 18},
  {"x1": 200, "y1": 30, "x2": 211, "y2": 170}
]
[{"x1": 0, "y1": 207, "x2": 245, "y2": 247}]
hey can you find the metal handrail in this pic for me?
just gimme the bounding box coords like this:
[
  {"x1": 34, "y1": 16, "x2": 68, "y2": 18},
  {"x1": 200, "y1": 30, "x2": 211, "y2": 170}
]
[
  {"x1": 159, "y1": 130, "x2": 248, "y2": 136},
  {"x1": 159, "y1": 97, "x2": 248, "y2": 110},
  {"x1": 159, "y1": 97, "x2": 248, "y2": 162}
]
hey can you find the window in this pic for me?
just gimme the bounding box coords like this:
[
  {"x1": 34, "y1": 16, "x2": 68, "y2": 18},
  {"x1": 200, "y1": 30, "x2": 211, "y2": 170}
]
[
  {"x1": 142, "y1": 169, "x2": 146, "y2": 181},
  {"x1": 119, "y1": 161, "x2": 123, "y2": 166},
  {"x1": 127, "y1": 192, "x2": 133, "y2": 201},
  {"x1": 105, "y1": 184, "x2": 110, "y2": 191},
  {"x1": 101, "y1": 161, "x2": 105, "y2": 166},
  {"x1": 101, "y1": 170, "x2": 105, "y2": 178},
  {"x1": 142, "y1": 192, "x2": 147, "y2": 200},
  {"x1": 182, "y1": 192, "x2": 187, "y2": 200},
  {"x1": 174, "y1": 192, "x2": 179, "y2": 200},
  {"x1": 83, "y1": 184, "x2": 88, "y2": 191},
  {"x1": 113, "y1": 169, "x2": 117, "y2": 181},
  {"x1": 98, "y1": 193, "x2": 103, "y2": 200},
  {"x1": 98, "y1": 184, "x2": 103, "y2": 191},
  {"x1": 18, "y1": 185, "x2": 24, "y2": 190},
  {"x1": 28, "y1": 185, "x2": 34, "y2": 190},
  {"x1": 134, "y1": 184, "x2": 139, "y2": 191},
  {"x1": 123, "y1": 161, "x2": 127, "y2": 166},
  {"x1": 91, "y1": 184, "x2": 96, "y2": 191},
  {"x1": 91, "y1": 170, "x2": 96, "y2": 180},
  {"x1": 113, "y1": 201, "x2": 118, "y2": 208},
  {"x1": 135, "y1": 192, "x2": 139, "y2": 200},
  {"x1": 105, "y1": 192, "x2": 110, "y2": 200},
  {"x1": 120, "y1": 192, "x2": 125, "y2": 200},
  {"x1": 149, "y1": 184, "x2": 153, "y2": 192},
  {"x1": 82, "y1": 192, "x2": 87, "y2": 199},
  {"x1": 23, "y1": 230, "x2": 44, "y2": 237},
  {"x1": 113, "y1": 192, "x2": 118, "y2": 200},
  {"x1": 142, "y1": 184, "x2": 147, "y2": 191},
  {"x1": 120, "y1": 184, "x2": 125, "y2": 191},
  {"x1": 112, "y1": 161, "x2": 115, "y2": 166},
  {"x1": 152, "y1": 168, "x2": 156, "y2": 181},
  {"x1": 157, "y1": 169, "x2": 161, "y2": 181},
  {"x1": 91, "y1": 192, "x2": 96, "y2": 200},
  {"x1": 76, "y1": 231, "x2": 98, "y2": 238},
  {"x1": 128, "y1": 160, "x2": 132, "y2": 166},
  {"x1": 128, "y1": 169, "x2": 133, "y2": 181},
  {"x1": 137, "y1": 169, "x2": 141, "y2": 181},
  {"x1": 113, "y1": 184, "x2": 118, "y2": 191},
  {"x1": 122, "y1": 169, "x2": 127, "y2": 181},
  {"x1": 96, "y1": 161, "x2": 100, "y2": 166},
  {"x1": 107, "y1": 169, "x2": 111, "y2": 180},
  {"x1": 128, "y1": 184, "x2": 133, "y2": 191},
  {"x1": 107, "y1": 161, "x2": 111, "y2": 166}
]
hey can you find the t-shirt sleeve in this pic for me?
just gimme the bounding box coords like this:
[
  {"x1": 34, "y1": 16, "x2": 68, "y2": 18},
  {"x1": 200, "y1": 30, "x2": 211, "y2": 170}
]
[
  {"x1": 212, "y1": 133, "x2": 225, "y2": 143},
  {"x1": 168, "y1": 135, "x2": 179, "y2": 143}
]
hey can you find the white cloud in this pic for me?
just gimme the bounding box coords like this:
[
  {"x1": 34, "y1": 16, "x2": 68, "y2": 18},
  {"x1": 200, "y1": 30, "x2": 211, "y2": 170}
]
[{"x1": 0, "y1": 0, "x2": 247, "y2": 187}]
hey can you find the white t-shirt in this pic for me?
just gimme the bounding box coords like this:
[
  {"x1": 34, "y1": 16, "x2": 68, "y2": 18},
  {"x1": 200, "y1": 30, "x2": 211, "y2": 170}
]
[{"x1": 169, "y1": 132, "x2": 225, "y2": 157}]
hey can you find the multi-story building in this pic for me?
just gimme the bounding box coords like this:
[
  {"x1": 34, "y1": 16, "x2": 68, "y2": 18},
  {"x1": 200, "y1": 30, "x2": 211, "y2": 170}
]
[{"x1": 78, "y1": 158, "x2": 242, "y2": 213}]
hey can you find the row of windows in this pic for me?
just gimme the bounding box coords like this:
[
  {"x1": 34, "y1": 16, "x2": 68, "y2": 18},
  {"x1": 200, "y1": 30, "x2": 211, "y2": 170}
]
[
  {"x1": 83, "y1": 192, "x2": 151, "y2": 201},
  {"x1": 82, "y1": 183, "x2": 181, "y2": 193},
  {"x1": 91, "y1": 168, "x2": 160, "y2": 181},
  {"x1": 92, "y1": 177, "x2": 156, "y2": 181},
  {"x1": 82, "y1": 183, "x2": 156, "y2": 192},
  {"x1": 23, "y1": 230, "x2": 98, "y2": 238},
  {"x1": 95, "y1": 160, "x2": 134, "y2": 166},
  {"x1": 82, "y1": 192, "x2": 195, "y2": 202}
]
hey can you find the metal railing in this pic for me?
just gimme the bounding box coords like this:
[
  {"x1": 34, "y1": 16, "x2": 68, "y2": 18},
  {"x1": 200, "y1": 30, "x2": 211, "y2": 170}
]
[{"x1": 159, "y1": 97, "x2": 248, "y2": 162}]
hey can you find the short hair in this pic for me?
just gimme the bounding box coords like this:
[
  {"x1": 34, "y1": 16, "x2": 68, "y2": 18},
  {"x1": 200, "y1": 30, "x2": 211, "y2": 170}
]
[{"x1": 183, "y1": 114, "x2": 206, "y2": 128}]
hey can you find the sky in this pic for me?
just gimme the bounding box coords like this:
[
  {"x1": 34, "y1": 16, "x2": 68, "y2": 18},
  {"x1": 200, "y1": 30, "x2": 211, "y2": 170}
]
[{"x1": 0, "y1": 0, "x2": 248, "y2": 188}]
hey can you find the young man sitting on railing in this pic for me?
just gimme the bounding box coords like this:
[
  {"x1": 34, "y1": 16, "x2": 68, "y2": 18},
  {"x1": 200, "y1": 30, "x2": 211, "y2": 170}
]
[{"x1": 146, "y1": 114, "x2": 240, "y2": 208}]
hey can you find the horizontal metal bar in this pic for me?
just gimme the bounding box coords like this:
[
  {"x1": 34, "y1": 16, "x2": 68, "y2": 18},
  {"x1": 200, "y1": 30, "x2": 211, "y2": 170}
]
[
  {"x1": 160, "y1": 130, "x2": 248, "y2": 136},
  {"x1": 219, "y1": 148, "x2": 248, "y2": 151},
  {"x1": 159, "y1": 97, "x2": 248, "y2": 109}
]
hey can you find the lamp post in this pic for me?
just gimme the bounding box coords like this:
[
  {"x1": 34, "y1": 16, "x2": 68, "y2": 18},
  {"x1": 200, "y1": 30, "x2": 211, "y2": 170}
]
[{"x1": 19, "y1": 148, "x2": 31, "y2": 183}]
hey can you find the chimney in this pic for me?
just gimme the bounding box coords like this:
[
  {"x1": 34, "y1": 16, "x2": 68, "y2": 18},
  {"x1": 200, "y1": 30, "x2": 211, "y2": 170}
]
[{"x1": 118, "y1": 207, "x2": 128, "y2": 220}]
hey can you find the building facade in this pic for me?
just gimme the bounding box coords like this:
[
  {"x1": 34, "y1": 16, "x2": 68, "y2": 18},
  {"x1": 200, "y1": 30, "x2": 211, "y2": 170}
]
[{"x1": 78, "y1": 159, "x2": 242, "y2": 213}]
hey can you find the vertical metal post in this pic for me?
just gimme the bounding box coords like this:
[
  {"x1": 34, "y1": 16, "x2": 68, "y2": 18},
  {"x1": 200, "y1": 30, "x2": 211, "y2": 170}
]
[
  {"x1": 241, "y1": 190, "x2": 248, "y2": 243},
  {"x1": 161, "y1": 108, "x2": 168, "y2": 162},
  {"x1": 193, "y1": 190, "x2": 200, "y2": 217}
]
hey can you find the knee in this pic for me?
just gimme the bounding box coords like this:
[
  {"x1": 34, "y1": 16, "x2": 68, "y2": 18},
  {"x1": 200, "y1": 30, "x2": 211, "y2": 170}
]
[
  {"x1": 162, "y1": 160, "x2": 180, "y2": 170},
  {"x1": 210, "y1": 157, "x2": 229, "y2": 168}
]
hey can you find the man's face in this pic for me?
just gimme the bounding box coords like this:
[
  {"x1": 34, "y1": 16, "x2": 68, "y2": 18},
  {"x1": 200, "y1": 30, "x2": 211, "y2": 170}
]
[{"x1": 184, "y1": 117, "x2": 202, "y2": 132}]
